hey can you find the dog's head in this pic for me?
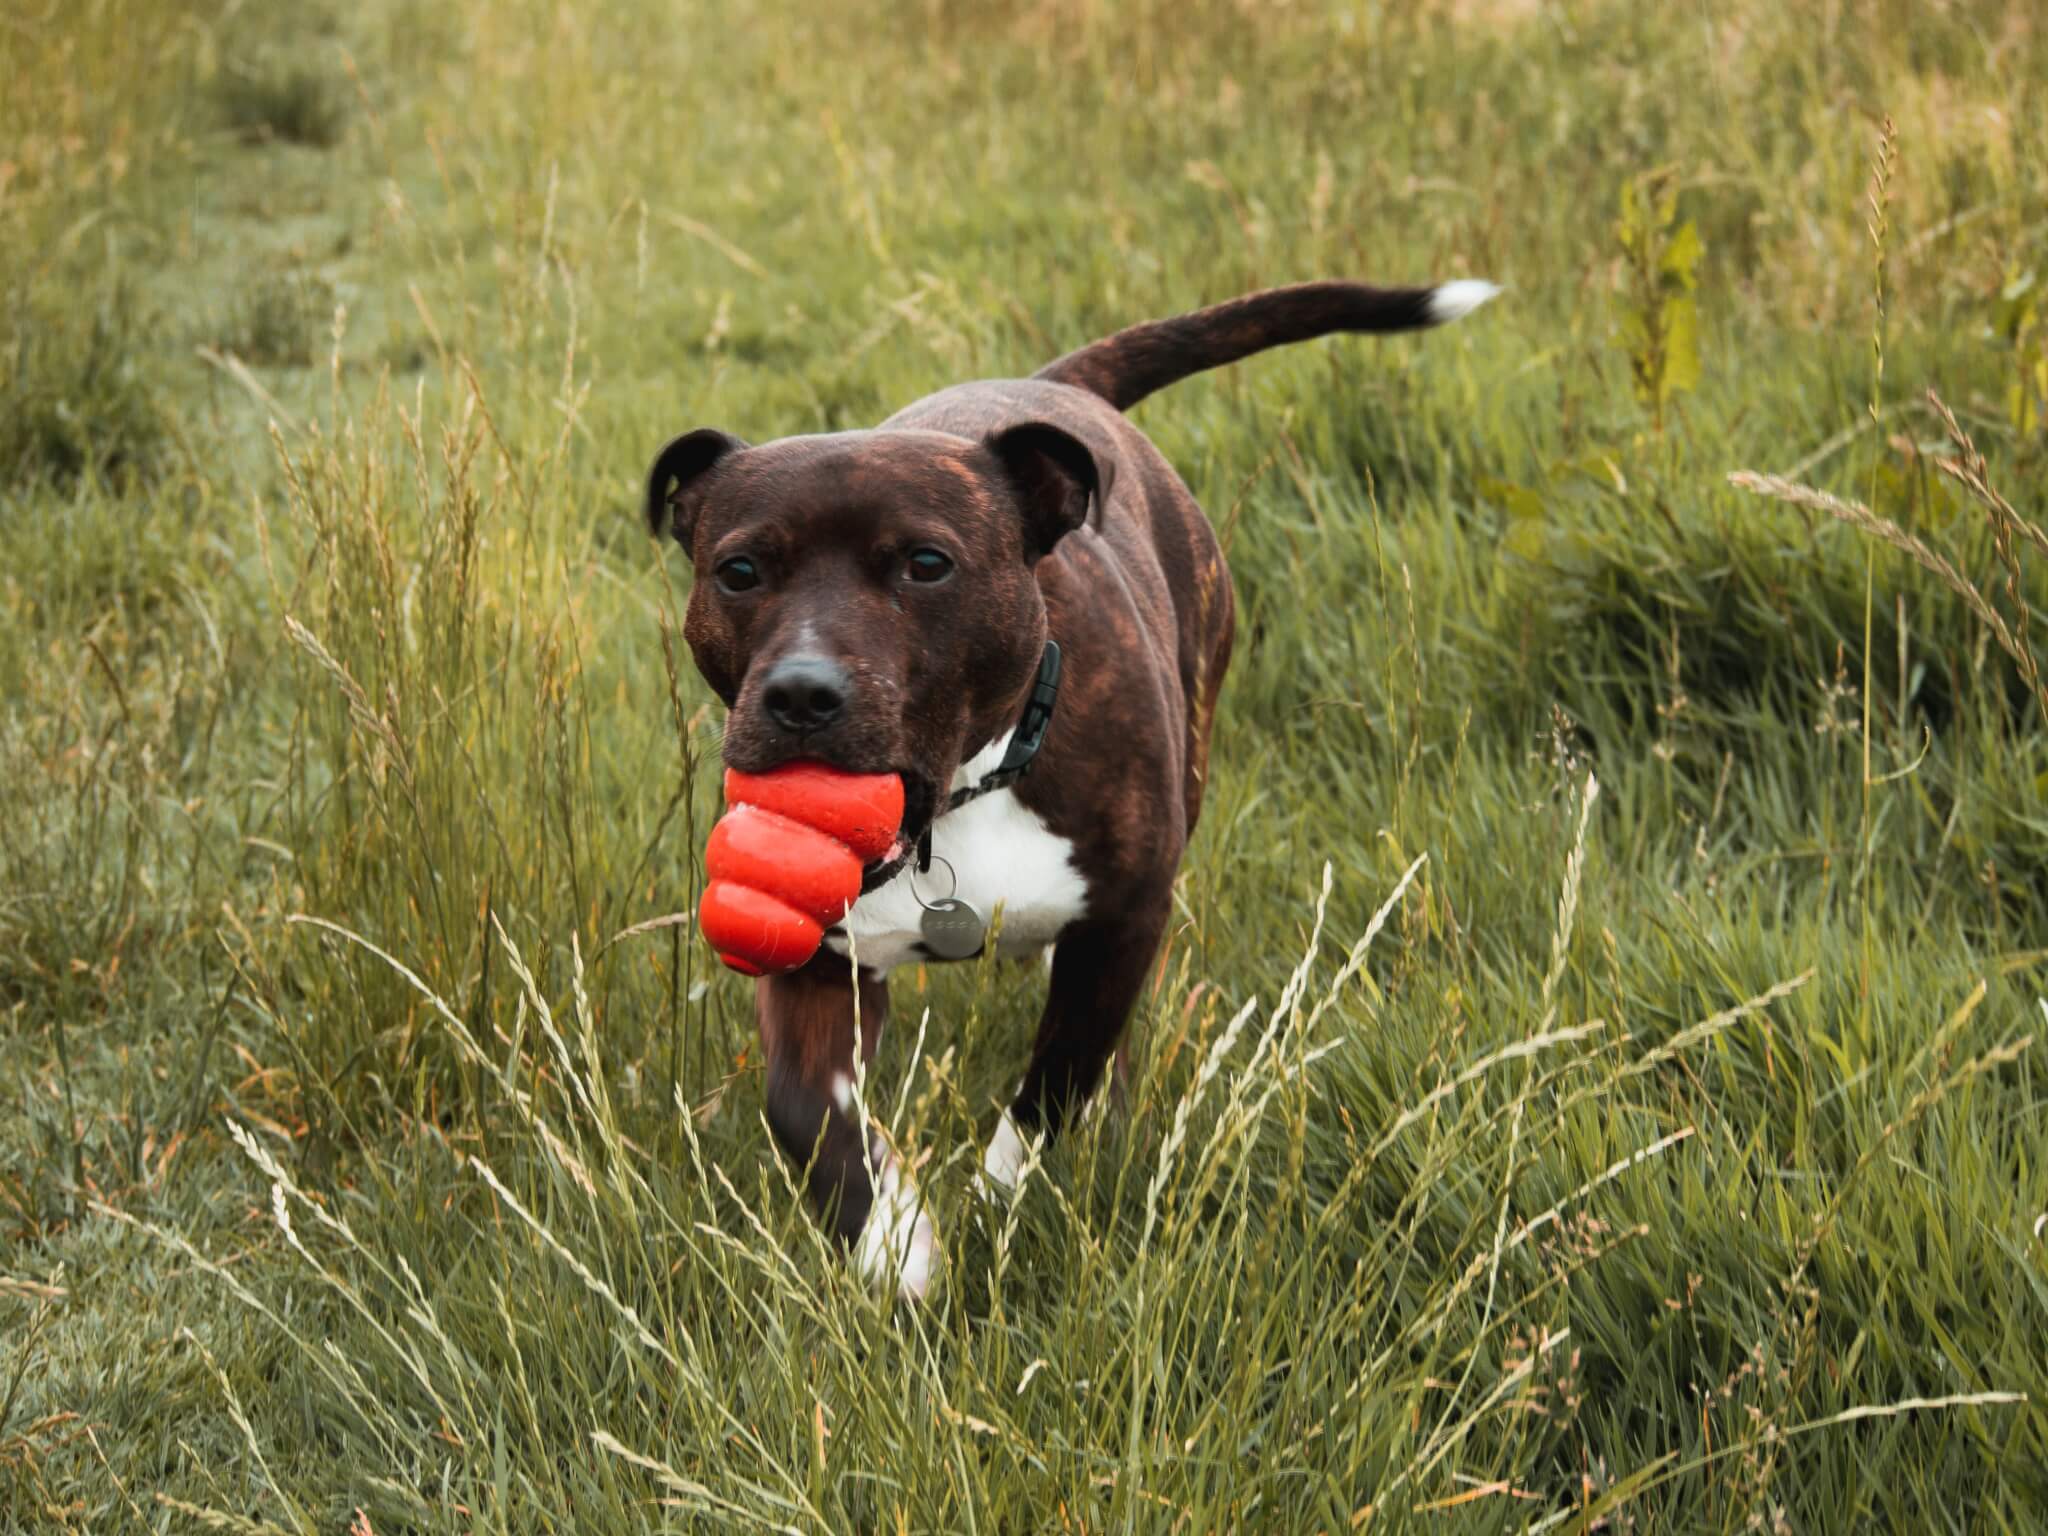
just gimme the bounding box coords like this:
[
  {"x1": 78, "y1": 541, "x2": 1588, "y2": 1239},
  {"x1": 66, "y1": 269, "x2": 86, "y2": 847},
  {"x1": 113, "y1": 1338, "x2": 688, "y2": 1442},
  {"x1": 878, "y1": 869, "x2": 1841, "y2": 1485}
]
[{"x1": 646, "y1": 423, "x2": 1099, "y2": 847}]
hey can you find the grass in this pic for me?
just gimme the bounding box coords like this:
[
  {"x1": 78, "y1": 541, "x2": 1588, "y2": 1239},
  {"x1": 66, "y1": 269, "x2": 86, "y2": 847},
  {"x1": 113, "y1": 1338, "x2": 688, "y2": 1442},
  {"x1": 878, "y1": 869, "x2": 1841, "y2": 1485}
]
[
  {"x1": 1, "y1": 277, "x2": 167, "y2": 490},
  {"x1": 212, "y1": 6, "x2": 353, "y2": 150},
  {"x1": 214, "y1": 60, "x2": 351, "y2": 151},
  {"x1": 3, "y1": 0, "x2": 2046, "y2": 1528},
  {"x1": 213, "y1": 269, "x2": 339, "y2": 369}
]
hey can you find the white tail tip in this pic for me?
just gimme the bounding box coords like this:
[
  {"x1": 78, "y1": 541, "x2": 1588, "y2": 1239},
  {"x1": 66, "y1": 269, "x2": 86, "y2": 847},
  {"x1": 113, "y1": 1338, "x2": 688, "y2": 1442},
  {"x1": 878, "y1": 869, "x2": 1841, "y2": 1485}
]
[{"x1": 1428, "y1": 280, "x2": 1502, "y2": 323}]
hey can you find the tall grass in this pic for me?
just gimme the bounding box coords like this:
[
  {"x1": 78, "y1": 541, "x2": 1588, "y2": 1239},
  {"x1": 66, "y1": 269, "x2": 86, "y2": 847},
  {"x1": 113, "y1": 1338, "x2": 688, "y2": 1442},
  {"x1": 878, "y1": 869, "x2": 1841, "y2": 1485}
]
[
  {"x1": 4, "y1": 0, "x2": 2046, "y2": 1527},
  {"x1": 88, "y1": 821, "x2": 1832, "y2": 1529}
]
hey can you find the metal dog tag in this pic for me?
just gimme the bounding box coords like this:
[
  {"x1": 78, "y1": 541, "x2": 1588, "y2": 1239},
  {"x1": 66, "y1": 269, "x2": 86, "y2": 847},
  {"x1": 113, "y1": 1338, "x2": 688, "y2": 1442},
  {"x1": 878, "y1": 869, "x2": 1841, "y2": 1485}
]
[{"x1": 919, "y1": 898, "x2": 986, "y2": 960}]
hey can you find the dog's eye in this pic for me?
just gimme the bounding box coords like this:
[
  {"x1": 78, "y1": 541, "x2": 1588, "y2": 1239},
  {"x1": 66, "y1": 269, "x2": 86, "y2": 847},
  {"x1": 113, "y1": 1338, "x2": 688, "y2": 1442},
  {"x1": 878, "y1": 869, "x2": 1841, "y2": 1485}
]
[
  {"x1": 905, "y1": 548, "x2": 954, "y2": 584},
  {"x1": 715, "y1": 556, "x2": 761, "y2": 593}
]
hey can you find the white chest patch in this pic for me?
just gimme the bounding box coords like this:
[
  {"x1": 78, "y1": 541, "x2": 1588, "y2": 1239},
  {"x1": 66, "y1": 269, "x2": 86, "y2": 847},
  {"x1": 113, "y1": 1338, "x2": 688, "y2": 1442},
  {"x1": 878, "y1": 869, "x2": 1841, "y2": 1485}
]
[{"x1": 824, "y1": 732, "x2": 1088, "y2": 976}]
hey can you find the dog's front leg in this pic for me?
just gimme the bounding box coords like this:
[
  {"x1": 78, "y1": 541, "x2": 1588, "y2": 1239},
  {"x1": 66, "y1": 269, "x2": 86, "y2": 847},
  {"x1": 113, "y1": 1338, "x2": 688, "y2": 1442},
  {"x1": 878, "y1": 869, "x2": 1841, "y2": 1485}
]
[
  {"x1": 756, "y1": 955, "x2": 934, "y2": 1299},
  {"x1": 982, "y1": 902, "x2": 1170, "y2": 1193}
]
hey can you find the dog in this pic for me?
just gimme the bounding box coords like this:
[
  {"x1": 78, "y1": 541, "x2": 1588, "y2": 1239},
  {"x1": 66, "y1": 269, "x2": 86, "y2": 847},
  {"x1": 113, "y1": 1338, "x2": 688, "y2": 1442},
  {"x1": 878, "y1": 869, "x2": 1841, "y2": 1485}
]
[{"x1": 646, "y1": 278, "x2": 1497, "y2": 1297}]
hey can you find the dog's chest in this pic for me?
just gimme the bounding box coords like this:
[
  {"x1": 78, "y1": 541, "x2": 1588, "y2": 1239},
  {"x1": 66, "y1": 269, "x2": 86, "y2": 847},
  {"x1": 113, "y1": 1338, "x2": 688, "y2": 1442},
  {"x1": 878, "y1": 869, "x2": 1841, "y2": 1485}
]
[{"x1": 824, "y1": 737, "x2": 1088, "y2": 975}]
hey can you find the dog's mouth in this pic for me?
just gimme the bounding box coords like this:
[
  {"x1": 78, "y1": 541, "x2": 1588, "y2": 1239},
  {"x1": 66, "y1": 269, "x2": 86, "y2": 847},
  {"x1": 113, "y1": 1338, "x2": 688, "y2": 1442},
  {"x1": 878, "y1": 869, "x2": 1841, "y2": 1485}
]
[
  {"x1": 882, "y1": 771, "x2": 939, "y2": 866},
  {"x1": 836, "y1": 769, "x2": 937, "y2": 901},
  {"x1": 722, "y1": 714, "x2": 943, "y2": 885},
  {"x1": 729, "y1": 747, "x2": 937, "y2": 876}
]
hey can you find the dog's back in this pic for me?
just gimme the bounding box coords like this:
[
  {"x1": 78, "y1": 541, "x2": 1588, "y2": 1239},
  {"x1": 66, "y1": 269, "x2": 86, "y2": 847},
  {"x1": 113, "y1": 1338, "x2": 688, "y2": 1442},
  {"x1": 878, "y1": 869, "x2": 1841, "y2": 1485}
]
[{"x1": 884, "y1": 278, "x2": 1498, "y2": 832}]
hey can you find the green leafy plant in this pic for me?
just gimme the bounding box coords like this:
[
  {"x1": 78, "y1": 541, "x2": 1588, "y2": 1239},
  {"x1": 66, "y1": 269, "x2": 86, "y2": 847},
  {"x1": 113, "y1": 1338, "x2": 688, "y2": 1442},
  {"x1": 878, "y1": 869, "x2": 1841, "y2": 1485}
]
[
  {"x1": 1614, "y1": 168, "x2": 1704, "y2": 435},
  {"x1": 1998, "y1": 268, "x2": 2046, "y2": 438}
]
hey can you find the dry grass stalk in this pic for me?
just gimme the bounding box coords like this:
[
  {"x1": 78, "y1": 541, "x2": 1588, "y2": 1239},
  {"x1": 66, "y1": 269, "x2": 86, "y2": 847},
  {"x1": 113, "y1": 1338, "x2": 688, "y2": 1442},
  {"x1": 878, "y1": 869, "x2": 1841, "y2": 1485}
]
[{"x1": 1728, "y1": 467, "x2": 2047, "y2": 720}]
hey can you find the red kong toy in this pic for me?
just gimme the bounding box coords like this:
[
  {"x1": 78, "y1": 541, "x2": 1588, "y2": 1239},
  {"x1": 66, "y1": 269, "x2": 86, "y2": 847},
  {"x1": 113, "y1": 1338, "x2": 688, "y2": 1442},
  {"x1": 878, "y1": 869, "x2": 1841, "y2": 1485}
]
[{"x1": 699, "y1": 763, "x2": 904, "y2": 975}]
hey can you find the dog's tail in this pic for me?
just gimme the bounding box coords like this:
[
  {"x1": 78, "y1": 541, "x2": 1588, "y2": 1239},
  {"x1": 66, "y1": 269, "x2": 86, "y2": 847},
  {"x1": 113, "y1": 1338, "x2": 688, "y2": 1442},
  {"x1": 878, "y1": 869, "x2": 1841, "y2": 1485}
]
[{"x1": 1033, "y1": 279, "x2": 1499, "y2": 412}]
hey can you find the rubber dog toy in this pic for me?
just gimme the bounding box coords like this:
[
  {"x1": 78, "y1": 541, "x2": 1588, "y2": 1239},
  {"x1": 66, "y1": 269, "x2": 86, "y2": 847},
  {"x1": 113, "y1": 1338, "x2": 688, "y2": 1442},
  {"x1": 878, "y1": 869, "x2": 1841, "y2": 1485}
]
[{"x1": 699, "y1": 763, "x2": 904, "y2": 975}]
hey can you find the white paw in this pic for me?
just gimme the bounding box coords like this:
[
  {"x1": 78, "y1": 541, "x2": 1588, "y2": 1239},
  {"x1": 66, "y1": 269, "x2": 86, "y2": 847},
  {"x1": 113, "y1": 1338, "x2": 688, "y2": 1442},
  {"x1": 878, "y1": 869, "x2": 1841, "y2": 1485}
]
[
  {"x1": 854, "y1": 1153, "x2": 936, "y2": 1301},
  {"x1": 974, "y1": 1111, "x2": 1032, "y2": 1202}
]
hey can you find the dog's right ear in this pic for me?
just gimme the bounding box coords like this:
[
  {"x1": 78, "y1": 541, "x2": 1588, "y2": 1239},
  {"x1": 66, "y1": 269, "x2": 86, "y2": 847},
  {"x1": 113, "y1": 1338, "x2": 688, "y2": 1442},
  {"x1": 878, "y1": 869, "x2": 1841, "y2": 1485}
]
[
  {"x1": 987, "y1": 422, "x2": 1109, "y2": 562},
  {"x1": 646, "y1": 429, "x2": 746, "y2": 546}
]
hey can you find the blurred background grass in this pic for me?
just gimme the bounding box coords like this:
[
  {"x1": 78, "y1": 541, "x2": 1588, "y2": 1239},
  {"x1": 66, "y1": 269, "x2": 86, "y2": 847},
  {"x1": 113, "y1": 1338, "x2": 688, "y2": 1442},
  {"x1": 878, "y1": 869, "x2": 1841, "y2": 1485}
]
[{"x1": 3, "y1": 0, "x2": 2046, "y2": 1528}]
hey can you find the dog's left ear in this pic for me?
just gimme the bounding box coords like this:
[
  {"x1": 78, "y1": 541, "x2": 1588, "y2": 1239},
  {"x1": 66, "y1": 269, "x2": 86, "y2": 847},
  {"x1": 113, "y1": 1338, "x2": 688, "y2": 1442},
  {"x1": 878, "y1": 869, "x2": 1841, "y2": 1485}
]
[
  {"x1": 646, "y1": 429, "x2": 747, "y2": 546},
  {"x1": 988, "y1": 423, "x2": 1110, "y2": 561}
]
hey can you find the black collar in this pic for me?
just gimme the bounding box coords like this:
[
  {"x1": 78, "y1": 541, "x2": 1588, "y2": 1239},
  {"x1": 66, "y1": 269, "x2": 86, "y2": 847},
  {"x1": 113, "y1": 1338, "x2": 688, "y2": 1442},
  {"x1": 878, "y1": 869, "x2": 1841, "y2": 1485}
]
[{"x1": 860, "y1": 641, "x2": 1063, "y2": 893}]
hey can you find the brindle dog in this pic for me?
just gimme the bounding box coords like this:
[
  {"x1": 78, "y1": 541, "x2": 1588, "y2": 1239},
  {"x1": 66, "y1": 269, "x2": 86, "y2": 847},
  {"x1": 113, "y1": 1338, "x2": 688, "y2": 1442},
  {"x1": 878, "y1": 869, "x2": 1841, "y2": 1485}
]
[{"x1": 647, "y1": 278, "x2": 1497, "y2": 1296}]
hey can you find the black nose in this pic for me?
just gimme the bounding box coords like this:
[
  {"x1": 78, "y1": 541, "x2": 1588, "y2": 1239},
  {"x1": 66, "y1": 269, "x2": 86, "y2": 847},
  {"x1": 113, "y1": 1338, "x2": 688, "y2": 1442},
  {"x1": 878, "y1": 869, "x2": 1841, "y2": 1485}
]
[{"x1": 761, "y1": 653, "x2": 850, "y2": 734}]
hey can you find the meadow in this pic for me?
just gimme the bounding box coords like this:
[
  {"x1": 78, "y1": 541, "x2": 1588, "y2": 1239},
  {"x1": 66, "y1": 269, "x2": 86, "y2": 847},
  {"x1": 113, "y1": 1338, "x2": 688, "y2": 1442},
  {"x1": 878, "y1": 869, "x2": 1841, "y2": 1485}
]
[{"x1": 3, "y1": 0, "x2": 2046, "y2": 1528}]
